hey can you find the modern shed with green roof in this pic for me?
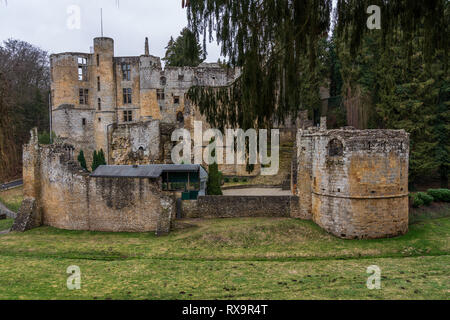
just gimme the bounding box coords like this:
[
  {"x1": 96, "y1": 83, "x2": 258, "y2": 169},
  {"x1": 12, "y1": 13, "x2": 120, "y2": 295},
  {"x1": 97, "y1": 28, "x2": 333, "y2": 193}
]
[{"x1": 91, "y1": 164, "x2": 208, "y2": 200}]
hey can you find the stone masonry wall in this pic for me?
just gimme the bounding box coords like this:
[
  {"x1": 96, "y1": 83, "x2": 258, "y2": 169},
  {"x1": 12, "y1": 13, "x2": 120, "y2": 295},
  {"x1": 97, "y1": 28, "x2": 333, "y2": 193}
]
[
  {"x1": 22, "y1": 138, "x2": 175, "y2": 233},
  {"x1": 183, "y1": 195, "x2": 299, "y2": 219},
  {"x1": 109, "y1": 120, "x2": 161, "y2": 165}
]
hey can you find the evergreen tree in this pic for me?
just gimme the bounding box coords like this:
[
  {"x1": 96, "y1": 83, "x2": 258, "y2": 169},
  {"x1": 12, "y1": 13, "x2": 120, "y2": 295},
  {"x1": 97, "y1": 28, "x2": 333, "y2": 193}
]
[
  {"x1": 92, "y1": 150, "x2": 99, "y2": 172},
  {"x1": 163, "y1": 28, "x2": 205, "y2": 67},
  {"x1": 77, "y1": 150, "x2": 87, "y2": 171},
  {"x1": 206, "y1": 139, "x2": 223, "y2": 195},
  {"x1": 374, "y1": 32, "x2": 449, "y2": 186},
  {"x1": 185, "y1": 0, "x2": 447, "y2": 129},
  {"x1": 207, "y1": 162, "x2": 223, "y2": 195},
  {"x1": 98, "y1": 149, "x2": 106, "y2": 166},
  {"x1": 335, "y1": 23, "x2": 449, "y2": 186}
]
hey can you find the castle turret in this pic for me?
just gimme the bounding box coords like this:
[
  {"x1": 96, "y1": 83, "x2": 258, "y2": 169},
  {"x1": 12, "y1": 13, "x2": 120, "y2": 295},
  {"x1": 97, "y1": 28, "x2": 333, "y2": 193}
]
[{"x1": 296, "y1": 126, "x2": 410, "y2": 239}]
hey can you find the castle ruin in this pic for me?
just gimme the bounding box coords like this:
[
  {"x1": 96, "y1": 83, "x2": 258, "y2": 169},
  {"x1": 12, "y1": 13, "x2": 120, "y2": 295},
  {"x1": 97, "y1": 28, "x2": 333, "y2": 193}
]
[
  {"x1": 11, "y1": 37, "x2": 411, "y2": 239},
  {"x1": 50, "y1": 37, "x2": 258, "y2": 175}
]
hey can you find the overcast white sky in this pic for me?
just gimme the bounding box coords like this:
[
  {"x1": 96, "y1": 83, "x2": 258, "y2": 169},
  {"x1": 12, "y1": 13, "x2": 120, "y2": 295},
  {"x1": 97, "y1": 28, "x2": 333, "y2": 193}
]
[
  {"x1": 0, "y1": 0, "x2": 338, "y2": 64},
  {"x1": 0, "y1": 0, "x2": 223, "y2": 63}
]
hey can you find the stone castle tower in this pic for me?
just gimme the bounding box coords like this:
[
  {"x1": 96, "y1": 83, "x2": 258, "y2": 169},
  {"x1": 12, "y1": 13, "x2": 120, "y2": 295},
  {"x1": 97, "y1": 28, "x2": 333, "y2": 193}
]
[{"x1": 293, "y1": 120, "x2": 410, "y2": 239}]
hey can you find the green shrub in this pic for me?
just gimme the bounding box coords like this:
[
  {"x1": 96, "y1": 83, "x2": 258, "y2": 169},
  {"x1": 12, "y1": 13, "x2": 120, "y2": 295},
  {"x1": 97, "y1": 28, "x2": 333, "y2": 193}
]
[
  {"x1": 233, "y1": 177, "x2": 239, "y2": 183},
  {"x1": 38, "y1": 131, "x2": 56, "y2": 145},
  {"x1": 427, "y1": 189, "x2": 450, "y2": 202},
  {"x1": 411, "y1": 194, "x2": 424, "y2": 208},
  {"x1": 224, "y1": 177, "x2": 230, "y2": 183},
  {"x1": 242, "y1": 178, "x2": 248, "y2": 183},
  {"x1": 416, "y1": 192, "x2": 434, "y2": 206}
]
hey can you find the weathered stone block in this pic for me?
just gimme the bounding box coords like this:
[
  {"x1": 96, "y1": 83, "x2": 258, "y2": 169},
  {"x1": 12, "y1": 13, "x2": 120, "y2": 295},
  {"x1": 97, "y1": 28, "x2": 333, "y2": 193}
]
[{"x1": 11, "y1": 198, "x2": 41, "y2": 232}]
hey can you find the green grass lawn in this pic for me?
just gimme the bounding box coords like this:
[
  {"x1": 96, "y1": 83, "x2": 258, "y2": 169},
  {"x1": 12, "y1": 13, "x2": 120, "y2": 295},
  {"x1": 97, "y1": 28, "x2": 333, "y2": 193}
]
[
  {"x1": 0, "y1": 218, "x2": 14, "y2": 231},
  {"x1": 0, "y1": 213, "x2": 449, "y2": 300},
  {"x1": 0, "y1": 186, "x2": 23, "y2": 213}
]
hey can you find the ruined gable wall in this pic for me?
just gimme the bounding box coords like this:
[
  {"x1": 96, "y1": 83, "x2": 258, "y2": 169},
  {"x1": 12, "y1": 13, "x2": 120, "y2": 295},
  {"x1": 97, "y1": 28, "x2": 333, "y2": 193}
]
[
  {"x1": 50, "y1": 52, "x2": 93, "y2": 110},
  {"x1": 52, "y1": 106, "x2": 96, "y2": 165},
  {"x1": 39, "y1": 145, "x2": 91, "y2": 230},
  {"x1": 109, "y1": 120, "x2": 161, "y2": 165}
]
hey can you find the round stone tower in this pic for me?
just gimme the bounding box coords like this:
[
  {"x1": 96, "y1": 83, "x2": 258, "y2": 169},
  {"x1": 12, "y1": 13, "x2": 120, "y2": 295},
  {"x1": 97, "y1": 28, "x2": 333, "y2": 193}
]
[
  {"x1": 93, "y1": 37, "x2": 116, "y2": 159},
  {"x1": 299, "y1": 127, "x2": 410, "y2": 239}
]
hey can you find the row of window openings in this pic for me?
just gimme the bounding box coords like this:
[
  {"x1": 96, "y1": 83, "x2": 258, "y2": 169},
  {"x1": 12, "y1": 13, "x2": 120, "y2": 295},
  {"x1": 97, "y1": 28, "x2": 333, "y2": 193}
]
[
  {"x1": 157, "y1": 89, "x2": 180, "y2": 104},
  {"x1": 81, "y1": 113, "x2": 132, "y2": 126},
  {"x1": 80, "y1": 88, "x2": 180, "y2": 106},
  {"x1": 78, "y1": 57, "x2": 129, "y2": 81},
  {"x1": 79, "y1": 88, "x2": 132, "y2": 106},
  {"x1": 80, "y1": 69, "x2": 186, "y2": 84},
  {"x1": 79, "y1": 58, "x2": 187, "y2": 84}
]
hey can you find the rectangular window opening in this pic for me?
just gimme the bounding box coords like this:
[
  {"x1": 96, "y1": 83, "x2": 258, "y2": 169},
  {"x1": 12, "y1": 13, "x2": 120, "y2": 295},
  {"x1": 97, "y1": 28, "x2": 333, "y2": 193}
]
[
  {"x1": 122, "y1": 64, "x2": 131, "y2": 81},
  {"x1": 123, "y1": 88, "x2": 132, "y2": 104},
  {"x1": 157, "y1": 89, "x2": 165, "y2": 101},
  {"x1": 77, "y1": 57, "x2": 88, "y2": 81},
  {"x1": 123, "y1": 110, "x2": 133, "y2": 122},
  {"x1": 79, "y1": 89, "x2": 89, "y2": 105}
]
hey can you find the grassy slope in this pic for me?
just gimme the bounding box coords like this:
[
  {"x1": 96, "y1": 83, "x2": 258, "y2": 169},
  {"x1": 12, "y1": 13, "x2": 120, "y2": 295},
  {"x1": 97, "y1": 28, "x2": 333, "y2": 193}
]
[
  {"x1": 0, "y1": 218, "x2": 13, "y2": 231},
  {"x1": 0, "y1": 216, "x2": 448, "y2": 300},
  {"x1": 0, "y1": 186, "x2": 23, "y2": 212}
]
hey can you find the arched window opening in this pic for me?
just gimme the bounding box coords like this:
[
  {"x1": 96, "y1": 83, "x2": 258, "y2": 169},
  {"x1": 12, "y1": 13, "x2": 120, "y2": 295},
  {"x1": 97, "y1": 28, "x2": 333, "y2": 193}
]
[
  {"x1": 177, "y1": 111, "x2": 184, "y2": 124},
  {"x1": 328, "y1": 139, "x2": 344, "y2": 157}
]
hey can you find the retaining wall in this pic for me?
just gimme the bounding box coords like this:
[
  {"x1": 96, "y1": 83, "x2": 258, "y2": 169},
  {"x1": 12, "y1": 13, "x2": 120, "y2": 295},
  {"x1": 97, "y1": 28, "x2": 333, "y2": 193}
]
[{"x1": 183, "y1": 195, "x2": 300, "y2": 219}]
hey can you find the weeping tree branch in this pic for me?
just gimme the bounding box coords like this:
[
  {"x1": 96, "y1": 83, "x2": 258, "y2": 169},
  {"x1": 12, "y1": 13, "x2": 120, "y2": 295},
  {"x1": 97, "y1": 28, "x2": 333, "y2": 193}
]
[{"x1": 183, "y1": 0, "x2": 448, "y2": 130}]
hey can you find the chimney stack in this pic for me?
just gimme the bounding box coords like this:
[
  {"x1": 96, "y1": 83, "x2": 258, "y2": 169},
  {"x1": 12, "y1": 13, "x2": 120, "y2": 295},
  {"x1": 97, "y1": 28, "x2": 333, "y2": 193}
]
[{"x1": 145, "y1": 37, "x2": 149, "y2": 56}]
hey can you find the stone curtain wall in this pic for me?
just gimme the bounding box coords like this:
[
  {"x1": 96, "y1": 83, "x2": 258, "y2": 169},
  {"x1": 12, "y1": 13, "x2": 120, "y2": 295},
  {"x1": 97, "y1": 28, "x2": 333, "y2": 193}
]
[
  {"x1": 20, "y1": 137, "x2": 175, "y2": 234},
  {"x1": 183, "y1": 196, "x2": 300, "y2": 219}
]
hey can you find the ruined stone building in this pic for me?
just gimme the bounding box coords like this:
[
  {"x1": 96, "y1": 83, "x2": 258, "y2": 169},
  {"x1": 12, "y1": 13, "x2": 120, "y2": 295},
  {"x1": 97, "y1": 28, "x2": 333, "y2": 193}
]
[
  {"x1": 292, "y1": 118, "x2": 410, "y2": 239},
  {"x1": 50, "y1": 37, "x2": 242, "y2": 171},
  {"x1": 13, "y1": 37, "x2": 411, "y2": 239},
  {"x1": 15, "y1": 114, "x2": 410, "y2": 239}
]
